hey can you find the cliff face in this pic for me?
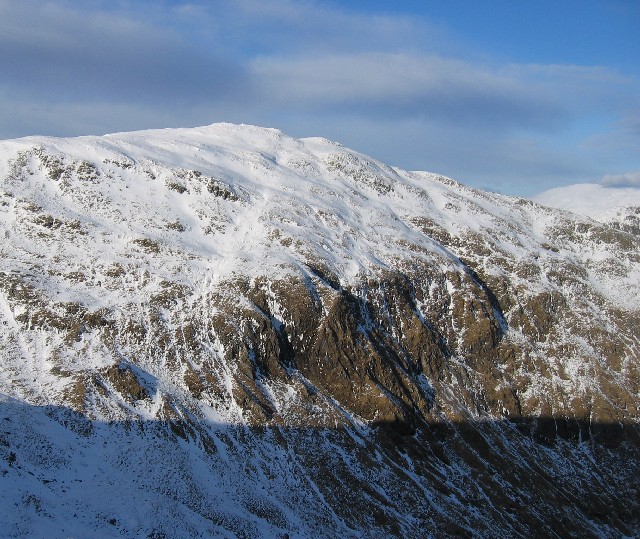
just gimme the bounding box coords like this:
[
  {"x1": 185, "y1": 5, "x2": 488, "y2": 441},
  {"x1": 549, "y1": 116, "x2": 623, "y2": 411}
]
[{"x1": 0, "y1": 125, "x2": 638, "y2": 538}]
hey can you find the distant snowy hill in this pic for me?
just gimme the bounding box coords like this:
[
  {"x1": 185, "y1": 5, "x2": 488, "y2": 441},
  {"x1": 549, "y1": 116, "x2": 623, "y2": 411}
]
[
  {"x1": 0, "y1": 124, "x2": 638, "y2": 538},
  {"x1": 533, "y1": 183, "x2": 640, "y2": 238},
  {"x1": 533, "y1": 182, "x2": 640, "y2": 219}
]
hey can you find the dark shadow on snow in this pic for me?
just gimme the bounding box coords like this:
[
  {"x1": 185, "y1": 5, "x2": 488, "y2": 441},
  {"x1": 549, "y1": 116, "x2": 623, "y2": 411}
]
[{"x1": 1, "y1": 395, "x2": 639, "y2": 539}]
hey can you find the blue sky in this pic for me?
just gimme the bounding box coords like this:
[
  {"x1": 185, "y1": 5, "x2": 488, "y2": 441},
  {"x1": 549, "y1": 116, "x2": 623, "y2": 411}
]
[{"x1": 1, "y1": 0, "x2": 639, "y2": 195}]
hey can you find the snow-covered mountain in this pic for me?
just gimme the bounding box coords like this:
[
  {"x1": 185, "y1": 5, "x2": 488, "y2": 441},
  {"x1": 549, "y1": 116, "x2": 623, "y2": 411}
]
[{"x1": 1, "y1": 124, "x2": 638, "y2": 538}]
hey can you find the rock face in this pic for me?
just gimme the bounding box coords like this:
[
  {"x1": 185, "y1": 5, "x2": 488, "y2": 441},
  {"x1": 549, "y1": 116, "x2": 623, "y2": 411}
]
[{"x1": 0, "y1": 124, "x2": 638, "y2": 538}]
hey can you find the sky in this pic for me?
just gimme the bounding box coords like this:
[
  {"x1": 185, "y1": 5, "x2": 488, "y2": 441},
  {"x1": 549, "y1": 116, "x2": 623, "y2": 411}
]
[{"x1": 0, "y1": 0, "x2": 639, "y2": 196}]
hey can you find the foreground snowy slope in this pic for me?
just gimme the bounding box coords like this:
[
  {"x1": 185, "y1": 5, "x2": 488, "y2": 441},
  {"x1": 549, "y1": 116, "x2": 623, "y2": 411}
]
[{"x1": 0, "y1": 124, "x2": 639, "y2": 538}]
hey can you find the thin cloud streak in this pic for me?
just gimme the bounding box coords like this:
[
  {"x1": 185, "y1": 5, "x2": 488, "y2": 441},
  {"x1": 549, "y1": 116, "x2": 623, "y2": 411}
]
[
  {"x1": 227, "y1": 0, "x2": 451, "y2": 55},
  {"x1": 602, "y1": 171, "x2": 640, "y2": 188},
  {"x1": 252, "y1": 53, "x2": 572, "y2": 131}
]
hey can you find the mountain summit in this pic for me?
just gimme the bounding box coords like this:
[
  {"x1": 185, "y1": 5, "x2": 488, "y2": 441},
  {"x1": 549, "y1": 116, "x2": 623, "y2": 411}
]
[{"x1": 1, "y1": 124, "x2": 638, "y2": 538}]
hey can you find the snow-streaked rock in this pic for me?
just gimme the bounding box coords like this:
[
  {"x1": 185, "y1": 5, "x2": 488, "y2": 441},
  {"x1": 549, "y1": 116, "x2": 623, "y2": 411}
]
[{"x1": 0, "y1": 124, "x2": 639, "y2": 538}]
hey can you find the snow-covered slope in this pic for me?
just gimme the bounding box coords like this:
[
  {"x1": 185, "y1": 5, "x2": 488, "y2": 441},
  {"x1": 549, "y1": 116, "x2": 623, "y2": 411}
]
[{"x1": 1, "y1": 124, "x2": 639, "y2": 538}]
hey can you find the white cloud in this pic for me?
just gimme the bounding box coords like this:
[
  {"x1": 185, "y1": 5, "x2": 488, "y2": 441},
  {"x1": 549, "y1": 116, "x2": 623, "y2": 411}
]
[
  {"x1": 602, "y1": 171, "x2": 640, "y2": 187},
  {"x1": 253, "y1": 53, "x2": 503, "y2": 103}
]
